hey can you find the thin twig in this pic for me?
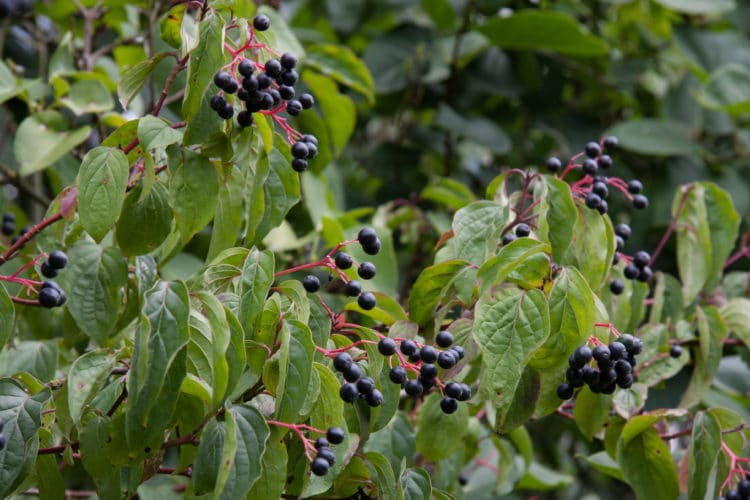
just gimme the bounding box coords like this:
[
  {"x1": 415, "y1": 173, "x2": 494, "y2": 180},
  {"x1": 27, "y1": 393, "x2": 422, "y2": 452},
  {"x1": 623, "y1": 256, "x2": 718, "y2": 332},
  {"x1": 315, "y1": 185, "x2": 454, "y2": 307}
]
[{"x1": 648, "y1": 184, "x2": 693, "y2": 267}]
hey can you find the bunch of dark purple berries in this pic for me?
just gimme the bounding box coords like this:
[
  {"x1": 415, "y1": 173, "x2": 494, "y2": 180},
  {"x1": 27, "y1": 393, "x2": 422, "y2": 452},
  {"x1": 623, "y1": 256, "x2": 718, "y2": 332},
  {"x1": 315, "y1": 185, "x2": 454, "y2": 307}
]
[
  {"x1": 546, "y1": 136, "x2": 649, "y2": 214},
  {"x1": 609, "y1": 224, "x2": 654, "y2": 293},
  {"x1": 333, "y1": 351, "x2": 383, "y2": 408},
  {"x1": 382, "y1": 331, "x2": 472, "y2": 414},
  {"x1": 557, "y1": 334, "x2": 643, "y2": 399},
  {"x1": 719, "y1": 477, "x2": 750, "y2": 500},
  {"x1": 302, "y1": 227, "x2": 381, "y2": 310},
  {"x1": 40, "y1": 249, "x2": 67, "y2": 278},
  {"x1": 310, "y1": 426, "x2": 345, "y2": 476}
]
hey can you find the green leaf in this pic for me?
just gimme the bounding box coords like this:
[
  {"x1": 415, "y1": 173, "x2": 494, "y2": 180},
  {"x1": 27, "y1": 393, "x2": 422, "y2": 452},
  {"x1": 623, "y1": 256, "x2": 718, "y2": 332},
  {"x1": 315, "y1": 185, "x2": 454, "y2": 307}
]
[
  {"x1": 721, "y1": 298, "x2": 750, "y2": 347},
  {"x1": 310, "y1": 364, "x2": 345, "y2": 433},
  {"x1": 304, "y1": 72, "x2": 355, "y2": 153},
  {"x1": 476, "y1": 10, "x2": 608, "y2": 57},
  {"x1": 305, "y1": 44, "x2": 374, "y2": 103},
  {"x1": 698, "y1": 63, "x2": 750, "y2": 115},
  {"x1": 498, "y1": 366, "x2": 539, "y2": 433},
  {"x1": 116, "y1": 182, "x2": 173, "y2": 256},
  {"x1": 254, "y1": 6, "x2": 305, "y2": 57},
  {"x1": 168, "y1": 147, "x2": 219, "y2": 243},
  {"x1": 249, "y1": 148, "x2": 301, "y2": 244},
  {"x1": 607, "y1": 119, "x2": 701, "y2": 156},
  {"x1": 531, "y1": 267, "x2": 595, "y2": 369},
  {"x1": 0, "y1": 60, "x2": 24, "y2": 104},
  {"x1": 688, "y1": 411, "x2": 722, "y2": 500},
  {"x1": 617, "y1": 427, "x2": 679, "y2": 500},
  {"x1": 420, "y1": 177, "x2": 476, "y2": 211},
  {"x1": 573, "y1": 387, "x2": 612, "y2": 440},
  {"x1": 0, "y1": 379, "x2": 50, "y2": 498},
  {"x1": 415, "y1": 393, "x2": 468, "y2": 461},
  {"x1": 477, "y1": 238, "x2": 551, "y2": 295},
  {"x1": 207, "y1": 167, "x2": 244, "y2": 261},
  {"x1": 0, "y1": 284, "x2": 14, "y2": 347},
  {"x1": 681, "y1": 306, "x2": 727, "y2": 407},
  {"x1": 192, "y1": 418, "x2": 228, "y2": 495},
  {"x1": 434, "y1": 104, "x2": 511, "y2": 154},
  {"x1": 126, "y1": 280, "x2": 190, "y2": 452},
  {"x1": 674, "y1": 184, "x2": 712, "y2": 304},
  {"x1": 449, "y1": 200, "x2": 505, "y2": 266},
  {"x1": 473, "y1": 287, "x2": 550, "y2": 418},
  {"x1": 654, "y1": 0, "x2": 735, "y2": 15},
  {"x1": 118, "y1": 53, "x2": 169, "y2": 109},
  {"x1": 15, "y1": 112, "x2": 91, "y2": 176},
  {"x1": 246, "y1": 428, "x2": 287, "y2": 500},
  {"x1": 68, "y1": 350, "x2": 117, "y2": 426},
  {"x1": 137, "y1": 116, "x2": 183, "y2": 150},
  {"x1": 401, "y1": 468, "x2": 432, "y2": 500},
  {"x1": 219, "y1": 404, "x2": 270, "y2": 499},
  {"x1": 78, "y1": 413, "x2": 124, "y2": 497},
  {"x1": 61, "y1": 240, "x2": 129, "y2": 343},
  {"x1": 564, "y1": 204, "x2": 614, "y2": 290},
  {"x1": 181, "y1": 14, "x2": 223, "y2": 122},
  {"x1": 365, "y1": 452, "x2": 398, "y2": 500},
  {"x1": 408, "y1": 259, "x2": 470, "y2": 326},
  {"x1": 238, "y1": 248, "x2": 274, "y2": 335},
  {"x1": 517, "y1": 461, "x2": 574, "y2": 490},
  {"x1": 0, "y1": 341, "x2": 57, "y2": 382},
  {"x1": 544, "y1": 176, "x2": 578, "y2": 262},
  {"x1": 61, "y1": 79, "x2": 114, "y2": 114},
  {"x1": 274, "y1": 319, "x2": 315, "y2": 423},
  {"x1": 578, "y1": 451, "x2": 623, "y2": 481},
  {"x1": 77, "y1": 146, "x2": 130, "y2": 242},
  {"x1": 702, "y1": 182, "x2": 740, "y2": 292}
]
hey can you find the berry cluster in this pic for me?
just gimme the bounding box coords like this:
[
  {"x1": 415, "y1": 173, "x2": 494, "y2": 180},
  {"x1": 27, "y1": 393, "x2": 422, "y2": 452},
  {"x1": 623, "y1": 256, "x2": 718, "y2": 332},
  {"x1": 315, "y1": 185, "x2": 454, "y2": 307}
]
[
  {"x1": 1, "y1": 212, "x2": 14, "y2": 236},
  {"x1": 383, "y1": 331, "x2": 471, "y2": 414},
  {"x1": 302, "y1": 227, "x2": 381, "y2": 310},
  {"x1": 40, "y1": 250, "x2": 67, "y2": 278},
  {"x1": 721, "y1": 479, "x2": 750, "y2": 500},
  {"x1": 333, "y1": 352, "x2": 383, "y2": 407},
  {"x1": 557, "y1": 334, "x2": 643, "y2": 399},
  {"x1": 502, "y1": 222, "x2": 532, "y2": 246},
  {"x1": 310, "y1": 426, "x2": 345, "y2": 476},
  {"x1": 608, "y1": 225, "x2": 654, "y2": 292},
  {"x1": 209, "y1": 14, "x2": 317, "y2": 172},
  {"x1": 39, "y1": 280, "x2": 66, "y2": 308},
  {"x1": 546, "y1": 136, "x2": 649, "y2": 214}
]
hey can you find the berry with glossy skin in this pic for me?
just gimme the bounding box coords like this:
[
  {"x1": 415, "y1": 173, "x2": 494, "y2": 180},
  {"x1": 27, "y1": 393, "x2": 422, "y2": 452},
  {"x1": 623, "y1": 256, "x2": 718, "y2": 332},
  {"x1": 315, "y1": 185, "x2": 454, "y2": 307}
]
[
  {"x1": 436, "y1": 330, "x2": 453, "y2": 348},
  {"x1": 633, "y1": 251, "x2": 650, "y2": 269},
  {"x1": 615, "y1": 236, "x2": 625, "y2": 252},
  {"x1": 631, "y1": 193, "x2": 647, "y2": 209},
  {"x1": 314, "y1": 437, "x2": 329, "y2": 449},
  {"x1": 218, "y1": 102, "x2": 234, "y2": 119},
  {"x1": 615, "y1": 223, "x2": 631, "y2": 240},
  {"x1": 238, "y1": 59, "x2": 254, "y2": 76},
  {"x1": 566, "y1": 367, "x2": 584, "y2": 387},
  {"x1": 592, "y1": 181, "x2": 608, "y2": 199},
  {"x1": 333, "y1": 352, "x2": 352, "y2": 372},
  {"x1": 557, "y1": 383, "x2": 574, "y2": 399},
  {"x1": 344, "y1": 280, "x2": 361, "y2": 297},
  {"x1": 585, "y1": 192, "x2": 602, "y2": 209},
  {"x1": 614, "y1": 359, "x2": 632, "y2": 377},
  {"x1": 628, "y1": 337, "x2": 643, "y2": 355},
  {"x1": 237, "y1": 110, "x2": 254, "y2": 127},
  {"x1": 224, "y1": 79, "x2": 238, "y2": 94},
  {"x1": 582, "y1": 158, "x2": 598, "y2": 176},
  {"x1": 420, "y1": 345, "x2": 438, "y2": 364},
  {"x1": 736, "y1": 479, "x2": 750, "y2": 496},
  {"x1": 356, "y1": 377, "x2": 375, "y2": 394},
  {"x1": 41, "y1": 261, "x2": 58, "y2": 278},
  {"x1": 242, "y1": 75, "x2": 259, "y2": 92},
  {"x1": 637, "y1": 266, "x2": 653, "y2": 282},
  {"x1": 357, "y1": 262, "x2": 376, "y2": 279},
  {"x1": 210, "y1": 94, "x2": 226, "y2": 111},
  {"x1": 623, "y1": 264, "x2": 639, "y2": 280},
  {"x1": 404, "y1": 379, "x2": 424, "y2": 396},
  {"x1": 286, "y1": 100, "x2": 302, "y2": 116},
  {"x1": 358, "y1": 227, "x2": 378, "y2": 246},
  {"x1": 592, "y1": 345, "x2": 610, "y2": 364},
  {"x1": 400, "y1": 339, "x2": 417, "y2": 356},
  {"x1": 597, "y1": 200, "x2": 608, "y2": 214},
  {"x1": 440, "y1": 397, "x2": 458, "y2": 414},
  {"x1": 582, "y1": 366, "x2": 599, "y2": 385},
  {"x1": 546, "y1": 156, "x2": 562, "y2": 172},
  {"x1": 291, "y1": 158, "x2": 308, "y2": 172},
  {"x1": 280, "y1": 52, "x2": 297, "y2": 70},
  {"x1": 334, "y1": 252, "x2": 352, "y2": 269},
  {"x1": 303, "y1": 134, "x2": 318, "y2": 146},
  {"x1": 305, "y1": 142, "x2": 318, "y2": 159},
  {"x1": 437, "y1": 351, "x2": 458, "y2": 369},
  {"x1": 609, "y1": 342, "x2": 627, "y2": 360},
  {"x1": 515, "y1": 223, "x2": 531, "y2": 237},
  {"x1": 339, "y1": 383, "x2": 358, "y2": 402},
  {"x1": 39, "y1": 286, "x2": 63, "y2": 308},
  {"x1": 253, "y1": 14, "x2": 270, "y2": 31},
  {"x1": 420, "y1": 363, "x2": 438, "y2": 379},
  {"x1": 362, "y1": 238, "x2": 381, "y2": 255},
  {"x1": 1, "y1": 221, "x2": 13, "y2": 236},
  {"x1": 378, "y1": 337, "x2": 397, "y2": 356},
  {"x1": 610, "y1": 279, "x2": 625, "y2": 295},
  {"x1": 598, "y1": 154, "x2": 613, "y2": 169},
  {"x1": 451, "y1": 345, "x2": 465, "y2": 360},
  {"x1": 264, "y1": 59, "x2": 282, "y2": 78},
  {"x1": 278, "y1": 85, "x2": 295, "y2": 100},
  {"x1": 502, "y1": 233, "x2": 516, "y2": 245},
  {"x1": 311, "y1": 457, "x2": 329, "y2": 476},
  {"x1": 343, "y1": 363, "x2": 361, "y2": 382},
  {"x1": 365, "y1": 389, "x2": 383, "y2": 407},
  {"x1": 317, "y1": 447, "x2": 336, "y2": 466},
  {"x1": 213, "y1": 71, "x2": 233, "y2": 89},
  {"x1": 2, "y1": 212, "x2": 13, "y2": 223},
  {"x1": 585, "y1": 141, "x2": 601, "y2": 158},
  {"x1": 358, "y1": 292, "x2": 376, "y2": 310},
  {"x1": 458, "y1": 384, "x2": 472, "y2": 401},
  {"x1": 603, "y1": 136, "x2": 619, "y2": 151},
  {"x1": 627, "y1": 179, "x2": 643, "y2": 194},
  {"x1": 280, "y1": 70, "x2": 299, "y2": 86},
  {"x1": 458, "y1": 474, "x2": 468, "y2": 486},
  {"x1": 389, "y1": 366, "x2": 407, "y2": 384},
  {"x1": 299, "y1": 93, "x2": 314, "y2": 109},
  {"x1": 669, "y1": 345, "x2": 683, "y2": 358},
  {"x1": 444, "y1": 382, "x2": 462, "y2": 399},
  {"x1": 570, "y1": 345, "x2": 593, "y2": 368},
  {"x1": 419, "y1": 374, "x2": 435, "y2": 390}
]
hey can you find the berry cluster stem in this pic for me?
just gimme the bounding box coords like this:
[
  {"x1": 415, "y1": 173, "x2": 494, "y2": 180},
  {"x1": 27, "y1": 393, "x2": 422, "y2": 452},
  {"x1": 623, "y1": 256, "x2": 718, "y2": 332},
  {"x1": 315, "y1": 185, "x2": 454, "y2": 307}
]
[{"x1": 266, "y1": 420, "x2": 325, "y2": 461}]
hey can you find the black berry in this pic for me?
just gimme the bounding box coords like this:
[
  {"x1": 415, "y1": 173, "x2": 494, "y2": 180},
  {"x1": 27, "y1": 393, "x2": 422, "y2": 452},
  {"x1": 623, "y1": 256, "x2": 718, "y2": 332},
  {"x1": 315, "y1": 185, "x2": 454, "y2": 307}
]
[
  {"x1": 357, "y1": 262, "x2": 376, "y2": 280},
  {"x1": 365, "y1": 389, "x2": 383, "y2": 407},
  {"x1": 585, "y1": 192, "x2": 602, "y2": 209},
  {"x1": 238, "y1": 59, "x2": 254, "y2": 76},
  {"x1": 592, "y1": 181, "x2": 608, "y2": 199},
  {"x1": 317, "y1": 447, "x2": 336, "y2": 466},
  {"x1": 356, "y1": 377, "x2": 375, "y2": 394},
  {"x1": 582, "y1": 158, "x2": 598, "y2": 176},
  {"x1": 389, "y1": 366, "x2": 407, "y2": 384},
  {"x1": 457, "y1": 384, "x2": 472, "y2": 401},
  {"x1": 557, "y1": 383, "x2": 574, "y2": 399},
  {"x1": 280, "y1": 53, "x2": 297, "y2": 70},
  {"x1": 502, "y1": 233, "x2": 517, "y2": 245},
  {"x1": 278, "y1": 85, "x2": 295, "y2": 100},
  {"x1": 213, "y1": 71, "x2": 233, "y2": 89},
  {"x1": 609, "y1": 342, "x2": 627, "y2": 360},
  {"x1": 451, "y1": 345, "x2": 465, "y2": 360},
  {"x1": 669, "y1": 345, "x2": 682, "y2": 358},
  {"x1": 437, "y1": 350, "x2": 457, "y2": 369},
  {"x1": 515, "y1": 223, "x2": 531, "y2": 238},
  {"x1": 610, "y1": 279, "x2": 625, "y2": 295},
  {"x1": 299, "y1": 93, "x2": 314, "y2": 109},
  {"x1": 291, "y1": 158, "x2": 308, "y2": 172},
  {"x1": 585, "y1": 141, "x2": 601, "y2": 158},
  {"x1": 357, "y1": 227, "x2": 378, "y2": 246},
  {"x1": 444, "y1": 382, "x2": 462, "y2": 399},
  {"x1": 39, "y1": 286, "x2": 62, "y2": 308},
  {"x1": 280, "y1": 70, "x2": 298, "y2": 86},
  {"x1": 404, "y1": 379, "x2": 424, "y2": 396},
  {"x1": 420, "y1": 363, "x2": 438, "y2": 380},
  {"x1": 344, "y1": 280, "x2": 361, "y2": 297},
  {"x1": 420, "y1": 345, "x2": 438, "y2": 364},
  {"x1": 592, "y1": 345, "x2": 610, "y2": 364},
  {"x1": 224, "y1": 79, "x2": 238, "y2": 94},
  {"x1": 314, "y1": 437, "x2": 329, "y2": 449},
  {"x1": 633, "y1": 251, "x2": 650, "y2": 269},
  {"x1": 242, "y1": 76, "x2": 259, "y2": 92},
  {"x1": 302, "y1": 275, "x2": 320, "y2": 293},
  {"x1": 597, "y1": 200, "x2": 608, "y2": 214},
  {"x1": 253, "y1": 14, "x2": 270, "y2": 31},
  {"x1": 237, "y1": 110, "x2": 254, "y2": 127},
  {"x1": 597, "y1": 154, "x2": 613, "y2": 169},
  {"x1": 440, "y1": 397, "x2": 458, "y2": 414},
  {"x1": 637, "y1": 266, "x2": 653, "y2": 282},
  {"x1": 264, "y1": 59, "x2": 282, "y2": 78},
  {"x1": 343, "y1": 363, "x2": 361, "y2": 382},
  {"x1": 286, "y1": 100, "x2": 302, "y2": 116},
  {"x1": 358, "y1": 292, "x2": 376, "y2": 310},
  {"x1": 623, "y1": 264, "x2": 639, "y2": 280},
  {"x1": 436, "y1": 330, "x2": 454, "y2": 348},
  {"x1": 627, "y1": 180, "x2": 643, "y2": 194},
  {"x1": 210, "y1": 94, "x2": 226, "y2": 111},
  {"x1": 377, "y1": 338, "x2": 397, "y2": 356},
  {"x1": 218, "y1": 102, "x2": 234, "y2": 119},
  {"x1": 570, "y1": 345, "x2": 593, "y2": 368},
  {"x1": 633, "y1": 195, "x2": 648, "y2": 210},
  {"x1": 546, "y1": 156, "x2": 562, "y2": 172},
  {"x1": 334, "y1": 252, "x2": 353, "y2": 269},
  {"x1": 615, "y1": 223, "x2": 631, "y2": 240},
  {"x1": 40, "y1": 262, "x2": 57, "y2": 278},
  {"x1": 333, "y1": 352, "x2": 352, "y2": 372},
  {"x1": 566, "y1": 367, "x2": 584, "y2": 388},
  {"x1": 1, "y1": 221, "x2": 14, "y2": 236},
  {"x1": 362, "y1": 238, "x2": 381, "y2": 255},
  {"x1": 339, "y1": 383, "x2": 358, "y2": 402},
  {"x1": 311, "y1": 457, "x2": 329, "y2": 476},
  {"x1": 603, "y1": 136, "x2": 618, "y2": 151},
  {"x1": 400, "y1": 339, "x2": 418, "y2": 356}
]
